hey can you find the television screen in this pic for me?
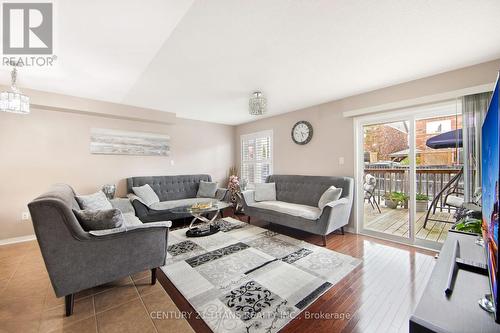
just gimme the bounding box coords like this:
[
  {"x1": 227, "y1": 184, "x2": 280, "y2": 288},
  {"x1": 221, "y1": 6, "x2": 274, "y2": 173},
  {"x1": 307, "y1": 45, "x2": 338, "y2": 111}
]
[{"x1": 482, "y1": 75, "x2": 500, "y2": 323}]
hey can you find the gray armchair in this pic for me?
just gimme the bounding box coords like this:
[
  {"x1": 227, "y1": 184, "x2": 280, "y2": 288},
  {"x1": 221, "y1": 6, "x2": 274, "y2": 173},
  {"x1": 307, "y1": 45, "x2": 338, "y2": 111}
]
[
  {"x1": 241, "y1": 175, "x2": 354, "y2": 246},
  {"x1": 28, "y1": 184, "x2": 170, "y2": 316}
]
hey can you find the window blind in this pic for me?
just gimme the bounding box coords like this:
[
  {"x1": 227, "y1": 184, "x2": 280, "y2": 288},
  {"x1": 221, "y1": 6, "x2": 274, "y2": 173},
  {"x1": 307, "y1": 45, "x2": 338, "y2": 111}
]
[{"x1": 241, "y1": 130, "x2": 273, "y2": 184}]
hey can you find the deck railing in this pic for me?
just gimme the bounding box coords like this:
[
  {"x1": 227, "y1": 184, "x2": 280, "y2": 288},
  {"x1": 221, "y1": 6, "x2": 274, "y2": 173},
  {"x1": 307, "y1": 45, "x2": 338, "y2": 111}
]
[{"x1": 364, "y1": 166, "x2": 462, "y2": 212}]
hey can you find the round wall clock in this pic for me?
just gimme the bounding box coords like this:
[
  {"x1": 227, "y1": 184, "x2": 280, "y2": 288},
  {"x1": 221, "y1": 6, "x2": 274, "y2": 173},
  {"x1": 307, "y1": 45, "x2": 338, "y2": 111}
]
[{"x1": 291, "y1": 121, "x2": 313, "y2": 145}]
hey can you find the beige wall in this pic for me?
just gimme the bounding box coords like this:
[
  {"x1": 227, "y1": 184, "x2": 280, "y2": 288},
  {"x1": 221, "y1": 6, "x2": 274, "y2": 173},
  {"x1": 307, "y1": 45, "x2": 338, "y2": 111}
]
[
  {"x1": 236, "y1": 59, "x2": 500, "y2": 177},
  {"x1": 0, "y1": 105, "x2": 235, "y2": 241}
]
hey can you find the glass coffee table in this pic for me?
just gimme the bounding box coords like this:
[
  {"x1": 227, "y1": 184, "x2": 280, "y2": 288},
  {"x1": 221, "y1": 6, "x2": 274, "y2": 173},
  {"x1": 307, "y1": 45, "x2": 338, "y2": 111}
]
[{"x1": 171, "y1": 201, "x2": 232, "y2": 237}]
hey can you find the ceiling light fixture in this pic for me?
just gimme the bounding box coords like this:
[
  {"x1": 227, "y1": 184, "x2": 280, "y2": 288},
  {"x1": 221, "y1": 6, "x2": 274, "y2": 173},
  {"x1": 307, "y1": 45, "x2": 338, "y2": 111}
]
[
  {"x1": 0, "y1": 62, "x2": 30, "y2": 114},
  {"x1": 249, "y1": 91, "x2": 266, "y2": 116}
]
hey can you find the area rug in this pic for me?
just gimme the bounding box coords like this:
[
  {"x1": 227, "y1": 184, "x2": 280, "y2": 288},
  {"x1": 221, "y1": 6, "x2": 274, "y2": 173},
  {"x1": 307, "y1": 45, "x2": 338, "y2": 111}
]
[{"x1": 161, "y1": 218, "x2": 361, "y2": 333}]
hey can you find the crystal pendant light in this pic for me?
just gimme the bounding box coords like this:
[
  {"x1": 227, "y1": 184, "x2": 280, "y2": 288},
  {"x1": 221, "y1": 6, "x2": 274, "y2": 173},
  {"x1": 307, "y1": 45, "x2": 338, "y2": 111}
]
[
  {"x1": 0, "y1": 64, "x2": 30, "y2": 114},
  {"x1": 249, "y1": 91, "x2": 266, "y2": 115}
]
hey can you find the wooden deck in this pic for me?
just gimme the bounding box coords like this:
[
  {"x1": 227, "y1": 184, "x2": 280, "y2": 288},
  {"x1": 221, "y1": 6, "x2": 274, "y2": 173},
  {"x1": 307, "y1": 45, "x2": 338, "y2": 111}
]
[{"x1": 364, "y1": 203, "x2": 454, "y2": 243}]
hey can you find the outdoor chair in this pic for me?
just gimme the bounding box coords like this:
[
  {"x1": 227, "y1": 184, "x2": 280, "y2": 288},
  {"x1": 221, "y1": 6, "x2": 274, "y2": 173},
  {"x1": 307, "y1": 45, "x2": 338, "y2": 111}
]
[
  {"x1": 364, "y1": 174, "x2": 381, "y2": 213},
  {"x1": 423, "y1": 168, "x2": 463, "y2": 228}
]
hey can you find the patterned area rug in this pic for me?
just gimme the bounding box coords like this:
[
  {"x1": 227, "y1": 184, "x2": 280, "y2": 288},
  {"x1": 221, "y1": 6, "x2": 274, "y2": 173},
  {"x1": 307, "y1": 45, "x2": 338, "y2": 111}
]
[{"x1": 161, "y1": 218, "x2": 361, "y2": 333}]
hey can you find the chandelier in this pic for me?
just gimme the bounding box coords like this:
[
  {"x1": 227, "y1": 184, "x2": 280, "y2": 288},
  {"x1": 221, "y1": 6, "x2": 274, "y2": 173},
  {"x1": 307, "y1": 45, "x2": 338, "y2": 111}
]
[
  {"x1": 0, "y1": 65, "x2": 30, "y2": 114},
  {"x1": 249, "y1": 91, "x2": 266, "y2": 115}
]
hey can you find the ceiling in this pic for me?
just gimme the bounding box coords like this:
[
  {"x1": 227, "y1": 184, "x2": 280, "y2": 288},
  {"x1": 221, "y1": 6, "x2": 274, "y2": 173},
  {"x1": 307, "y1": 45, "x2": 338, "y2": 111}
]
[{"x1": 2, "y1": 0, "x2": 500, "y2": 125}]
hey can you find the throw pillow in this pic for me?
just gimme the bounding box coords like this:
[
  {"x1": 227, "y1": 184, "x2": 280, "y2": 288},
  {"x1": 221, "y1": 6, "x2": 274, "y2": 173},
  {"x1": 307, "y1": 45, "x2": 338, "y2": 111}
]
[
  {"x1": 318, "y1": 186, "x2": 343, "y2": 210},
  {"x1": 197, "y1": 181, "x2": 218, "y2": 198},
  {"x1": 254, "y1": 183, "x2": 277, "y2": 202},
  {"x1": 132, "y1": 184, "x2": 160, "y2": 206},
  {"x1": 73, "y1": 208, "x2": 124, "y2": 231},
  {"x1": 75, "y1": 191, "x2": 113, "y2": 210}
]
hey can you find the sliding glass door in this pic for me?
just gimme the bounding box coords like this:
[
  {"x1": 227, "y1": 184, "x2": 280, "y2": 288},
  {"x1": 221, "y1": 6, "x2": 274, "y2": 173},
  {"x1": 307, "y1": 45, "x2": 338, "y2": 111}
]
[
  {"x1": 362, "y1": 120, "x2": 412, "y2": 242},
  {"x1": 356, "y1": 101, "x2": 462, "y2": 249}
]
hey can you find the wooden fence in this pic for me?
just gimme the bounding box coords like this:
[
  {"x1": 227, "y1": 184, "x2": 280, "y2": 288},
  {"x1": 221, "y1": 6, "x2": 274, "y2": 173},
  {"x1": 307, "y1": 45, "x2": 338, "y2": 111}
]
[{"x1": 364, "y1": 167, "x2": 462, "y2": 212}]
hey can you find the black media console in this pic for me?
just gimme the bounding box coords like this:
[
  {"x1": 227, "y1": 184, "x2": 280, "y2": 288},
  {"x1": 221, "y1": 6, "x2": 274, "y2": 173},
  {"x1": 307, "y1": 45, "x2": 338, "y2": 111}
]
[{"x1": 410, "y1": 230, "x2": 500, "y2": 333}]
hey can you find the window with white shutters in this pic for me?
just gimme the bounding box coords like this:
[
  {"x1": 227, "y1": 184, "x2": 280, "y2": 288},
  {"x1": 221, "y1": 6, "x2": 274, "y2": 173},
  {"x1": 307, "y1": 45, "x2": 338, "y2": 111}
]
[{"x1": 240, "y1": 130, "x2": 273, "y2": 185}]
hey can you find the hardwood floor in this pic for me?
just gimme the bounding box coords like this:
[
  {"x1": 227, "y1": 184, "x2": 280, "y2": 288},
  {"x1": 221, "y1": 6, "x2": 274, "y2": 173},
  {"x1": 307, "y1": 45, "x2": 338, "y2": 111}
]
[{"x1": 160, "y1": 214, "x2": 437, "y2": 333}]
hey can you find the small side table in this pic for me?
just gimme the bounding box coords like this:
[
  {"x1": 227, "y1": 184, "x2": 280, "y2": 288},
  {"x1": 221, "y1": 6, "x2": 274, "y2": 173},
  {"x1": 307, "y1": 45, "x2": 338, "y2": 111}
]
[{"x1": 231, "y1": 192, "x2": 251, "y2": 223}]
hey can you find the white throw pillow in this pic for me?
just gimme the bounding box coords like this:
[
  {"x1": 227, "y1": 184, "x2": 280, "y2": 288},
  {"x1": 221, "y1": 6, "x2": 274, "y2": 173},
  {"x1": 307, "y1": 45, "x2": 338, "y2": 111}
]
[
  {"x1": 132, "y1": 184, "x2": 160, "y2": 206},
  {"x1": 75, "y1": 191, "x2": 113, "y2": 210},
  {"x1": 318, "y1": 186, "x2": 343, "y2": 210},
  {"x1": 197, "y1": 181, "x2": 218, "y2": 198},
  {"x1": 254, "y1": 183, "x2": 277, "y2": 202}
]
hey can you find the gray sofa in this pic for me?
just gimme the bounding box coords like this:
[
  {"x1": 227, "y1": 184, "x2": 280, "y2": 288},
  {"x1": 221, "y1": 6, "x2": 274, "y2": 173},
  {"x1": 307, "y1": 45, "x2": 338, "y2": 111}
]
[
  {"x1": 28, "y1": 184, "x2": 170, "y2": 316},
  {"x1": 241, "y1": 175, "x2": 354, "y2": 246},
  {"x1": 127, "y1": 174, "x2": 228, "y2": 223}
]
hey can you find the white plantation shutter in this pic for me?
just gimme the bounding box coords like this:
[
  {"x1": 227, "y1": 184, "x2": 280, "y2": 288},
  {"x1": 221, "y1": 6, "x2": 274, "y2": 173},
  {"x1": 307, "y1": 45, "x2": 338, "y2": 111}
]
[{"x1": 241, "y1": 130, "x2": 273, "y2": 185}]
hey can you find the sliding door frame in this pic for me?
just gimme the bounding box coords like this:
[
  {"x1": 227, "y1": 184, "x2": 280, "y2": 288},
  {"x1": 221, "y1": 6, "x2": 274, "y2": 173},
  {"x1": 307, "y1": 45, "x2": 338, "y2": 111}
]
[{"x1": 353, "y1": 100, "x2": 461, "y2": 251}]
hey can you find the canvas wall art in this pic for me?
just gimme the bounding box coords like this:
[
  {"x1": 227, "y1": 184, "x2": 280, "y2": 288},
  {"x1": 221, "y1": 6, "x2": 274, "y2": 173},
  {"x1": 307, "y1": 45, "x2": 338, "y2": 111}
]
[{"x1": 90, "y1": 128, "x2": 170, "y2": 156}]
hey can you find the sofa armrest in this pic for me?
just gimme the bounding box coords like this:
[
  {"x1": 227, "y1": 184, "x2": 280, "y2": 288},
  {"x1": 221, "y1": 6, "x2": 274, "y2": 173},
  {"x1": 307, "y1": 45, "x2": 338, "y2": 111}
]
[
  {"x1": 323, "y1": 197, "x2": 349, "y2": 210},
  {"x1": 88, "y1": 221, "x2": 171, "y2": 237},
  {"x1": 241, "y1": 190, "x2": 256, "y2": 209},
  {"x1": 215, "y1": 188, "x2": 229, "y2": 202},
  {"x1": 128, "y1": 195, "x2": 149, "y2": 218},
  {"x1": 320, "y1": 198, "x2": 351, "y2": 234}
]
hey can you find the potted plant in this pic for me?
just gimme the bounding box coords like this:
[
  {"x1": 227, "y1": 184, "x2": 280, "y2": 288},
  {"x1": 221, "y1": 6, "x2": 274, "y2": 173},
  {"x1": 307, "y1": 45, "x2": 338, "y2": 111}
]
[
  {"x1": 384, "y1": 192, "x2": 410, "y2": 209},
  {"x1": 415, "y1": 193, "x2": 429, "y2": 212},
  {"x1": 398, "y1": 192, "x2": 410, "y2": 209},
  {"x1": 384, "y1": 192, "x2": 399, "y2": 209},
  {"x1": 453, "y1": 218, "x2": 482, "y2": 235}
]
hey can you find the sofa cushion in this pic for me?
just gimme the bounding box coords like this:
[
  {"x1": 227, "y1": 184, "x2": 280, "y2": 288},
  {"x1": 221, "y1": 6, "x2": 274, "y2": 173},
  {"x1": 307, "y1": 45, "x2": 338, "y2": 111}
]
[
  {"x1": 73, "y1": 208, "x2": 124, "y2": 231},
  {"x1": 318, "y1": 186, "x2": 343, "y2": 210},
  {"x1": 255, "y1": 183, "x2": 276, "y2": 202},
  {"x1": 197, "y1": 181, "x2": 218, "y2": 198},
  {"x1": 132, "y1": 184, "x2": 160, "y2": 206},
  {"x1": 122, "y1": 212, "x2": 143, "y2": 227},
  {"x1": 110, "y1": 198, "x2": 135, "y2": 215},
  {"x1": 445, "y1": 195, "x2": 464, "y2": 208},
  {"x1": 149, "y1": 197, "x2": 219, "y2": 211},
  {"x1": 251, "y1": 200, "x2": 321, "y2": 220},
  {"x1": 75, "y1": 191, "x2": 112, "y2": 210}
]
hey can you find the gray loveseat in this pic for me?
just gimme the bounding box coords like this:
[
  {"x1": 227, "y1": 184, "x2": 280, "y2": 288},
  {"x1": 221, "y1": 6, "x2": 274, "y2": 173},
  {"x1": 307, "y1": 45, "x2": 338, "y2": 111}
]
[
  {"x1": 28, "y1": 184, "x2": 170, "y2": 316},
  {"x1": 127, "y1": 174, "x2": 228, "y2": 223},
  {"x1": 241, "y1": 175, "x2": 354, "y2": 246}
]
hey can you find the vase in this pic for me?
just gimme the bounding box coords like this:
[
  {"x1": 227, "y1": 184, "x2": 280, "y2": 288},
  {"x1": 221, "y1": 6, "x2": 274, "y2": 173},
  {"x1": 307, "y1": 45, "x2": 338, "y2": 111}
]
[{"x1": 101, "y1": 184, "x2": 116, "y2": 200}]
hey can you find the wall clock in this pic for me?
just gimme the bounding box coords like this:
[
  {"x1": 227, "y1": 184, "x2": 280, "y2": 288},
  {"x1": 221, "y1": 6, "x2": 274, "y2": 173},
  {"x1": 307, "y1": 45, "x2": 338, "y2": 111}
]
[{"x1": 291, "y1": 121, "x2": 313, "y2": 145}]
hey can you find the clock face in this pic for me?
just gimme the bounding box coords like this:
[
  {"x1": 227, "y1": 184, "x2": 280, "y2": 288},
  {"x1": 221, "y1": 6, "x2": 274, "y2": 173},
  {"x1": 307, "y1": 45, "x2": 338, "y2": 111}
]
[{"x1": 292, "y1": 121, "x2": 313, "y2": 145}]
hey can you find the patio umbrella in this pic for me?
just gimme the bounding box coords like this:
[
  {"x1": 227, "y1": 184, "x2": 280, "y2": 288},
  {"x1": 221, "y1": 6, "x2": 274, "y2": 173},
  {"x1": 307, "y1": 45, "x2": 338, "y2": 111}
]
[{"x1": 426, "y1": 129, "x2": 462, "y2": 149}]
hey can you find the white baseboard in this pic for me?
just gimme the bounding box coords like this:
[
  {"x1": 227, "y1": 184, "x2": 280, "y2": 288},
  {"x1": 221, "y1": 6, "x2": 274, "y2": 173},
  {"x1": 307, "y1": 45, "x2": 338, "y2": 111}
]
[{"x1": 0, "y1": 234, "x2": 37, "y2": 246}]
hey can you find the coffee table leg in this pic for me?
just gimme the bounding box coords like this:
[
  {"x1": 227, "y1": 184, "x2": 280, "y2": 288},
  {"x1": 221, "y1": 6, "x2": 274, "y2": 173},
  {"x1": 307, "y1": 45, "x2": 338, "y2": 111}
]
[
  {"x1": 188, "y1": 216, "x2": 199, "y2": 229},
  {"x1": 188, "y1": 210, "x2": 221, "y2": 230},
  {"x1": 209, "y1": 209, "x2": 220, "y2": 223}
]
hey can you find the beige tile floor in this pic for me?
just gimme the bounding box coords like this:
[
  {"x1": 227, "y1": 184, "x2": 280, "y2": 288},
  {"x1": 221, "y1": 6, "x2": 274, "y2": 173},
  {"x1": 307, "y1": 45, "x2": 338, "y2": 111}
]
[{"x1": 0, "y1": 240, "x2": 194, "y2": 333}]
